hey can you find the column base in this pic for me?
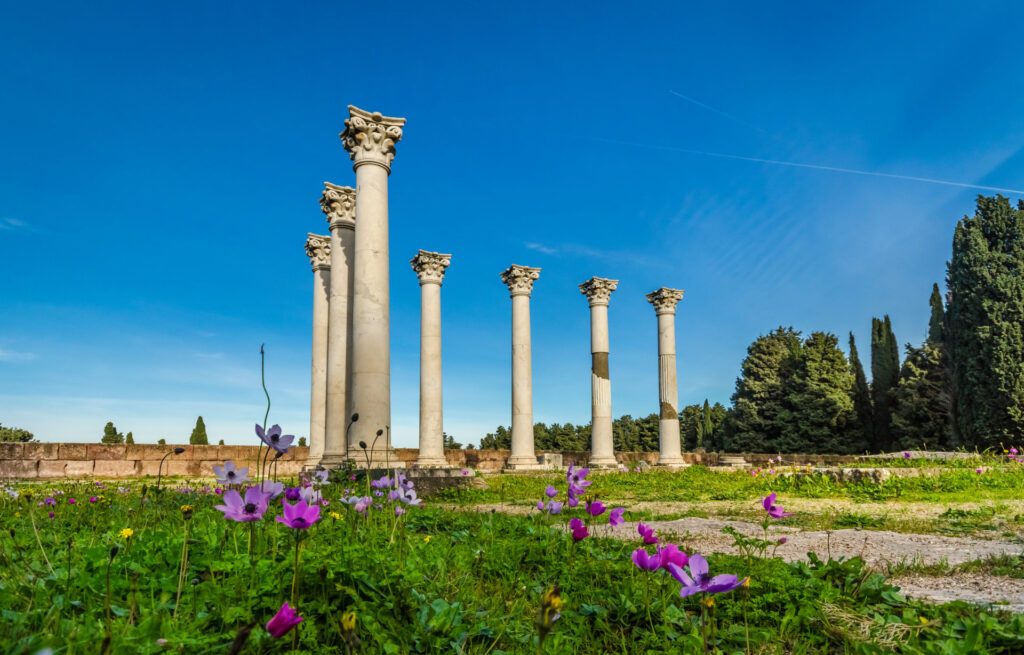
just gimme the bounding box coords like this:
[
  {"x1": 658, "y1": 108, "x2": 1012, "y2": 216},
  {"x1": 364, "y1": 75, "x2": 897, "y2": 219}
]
[
  {"x1": 587, "y1": 454, "x2": 618, "y2": 468},
  {"x1": 504, "y1": 454, "x2": 551, "y2": 471},
  {"x1": 414, "y1": 457, "x2": 451, "y2": 468},
  {"x1": 655, "y1": 456, "x2": 689, "y2": 468}
]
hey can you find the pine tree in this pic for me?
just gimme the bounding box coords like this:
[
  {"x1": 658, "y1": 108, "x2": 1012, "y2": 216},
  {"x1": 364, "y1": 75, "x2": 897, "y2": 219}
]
[
  {"x1": 125, "y1": 431, "x2": 134, "y2": 445},
  {"x1": 700, "y1": 400, "x2": 714, "y2": 449},
  {"x1": 782, "y1": 332, "x2": 857, "y2": 453},
  {"x1": 190, "y1": 416, "x2": 209, "y2": 445},
  {"x1": 298, "y1": 437, "x2": 307, "y2": 447},
  {"x1": 725, "y1": 327, "x2": 802, "y2": 452},
  {"x1": 892, "y1": 343, "x2": 953, "y2": 449},
  {"x1": 848, "y1": 333, "x2": 873, "y2": 450},
  {"x1": 158, "y1": 438, "x2": 167, "y2": 445},
  {"x1": 101, "y1": 421, "x2": 124, "y2": 444},
  {"x1": 680, "y1": 404, "x2": 703, "y2": 450},
  {"x1": 947, "y1": 195, "x2": 1024, "y2": 447},
  {"x1": 870, "y1": 316, "x2": 900, "y2": 451}
]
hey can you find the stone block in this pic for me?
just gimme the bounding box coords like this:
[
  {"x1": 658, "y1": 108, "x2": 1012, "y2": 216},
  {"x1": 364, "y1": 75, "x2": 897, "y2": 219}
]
[
  {"x1": 217, "y1": 446, "x2": 258, "y2": 464},
  {"x1": 126, "y1": 444, "x2": 169, "y2": 460},
  {"x1": 165, "y1": 460, "x2": 202, "y2": 478},
  {"x1": 136, "y1": 461, "x2": 163, "y2": 477},
  {"x1": 191, "y1": 445, "x2": 220, "y2": 461},
  {"x1": 0, "y1": 459, "x2": 38, "y2": 479},
  {"x1": 38, "y1": 460, "x2": 68, "y2": 478},
  {"x1": 0, "y1": 442, "x2": 24, "y2": 460},
  {"x1": 65, "y1": 461, "x2": 94, "y2": 477},
  {"x1": 93, "y1": 460, "x2": 139, "y2": 477},
  {"x1": 23, "y1": 442, "x2": 60, "y2": 460},
  {"x1": 59, "y1": 443, "x2": 89, "y2": 460},
  {"x1": 86, "y1": 444, "x2": 126, "y2": 460}
]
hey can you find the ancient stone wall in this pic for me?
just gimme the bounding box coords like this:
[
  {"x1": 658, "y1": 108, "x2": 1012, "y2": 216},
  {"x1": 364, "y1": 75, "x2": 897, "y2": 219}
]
[{"x1": 0, "y1": 443, "x2": 865, "y2": 480}]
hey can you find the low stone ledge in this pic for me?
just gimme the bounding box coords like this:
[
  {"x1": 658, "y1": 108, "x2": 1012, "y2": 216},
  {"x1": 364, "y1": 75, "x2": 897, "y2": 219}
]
[
  {"x1": 24, "y1": 443, "x2": 60, "y2": 460},
  {"x1": 59, "y1": 443, "x2": 89, "y2": 460},
  {"x1": 0, "y1": 459, "x2": 38, "y2": 479},
  {"x1": 0, "y1": 443, "x2": 25, "y2": 460},
  {"x1": 86, "y1": 444, "x2": 126, "y2": 460}
]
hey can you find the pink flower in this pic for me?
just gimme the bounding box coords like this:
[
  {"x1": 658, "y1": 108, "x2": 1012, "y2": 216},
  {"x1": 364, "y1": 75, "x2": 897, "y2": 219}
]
[
  {"x1": 656, "y1": 543, "x2": 689, "y2": 570},
  {"x1": 608, "y1": 507, "x2": 625, "y2": 527},
  {"x1": 275, "y1": 499, "x2": 321, "y2": 529},
  {"x1": 89, "y1": 496, "x2": 98, "y2": 503},
  {"x1": 975, "y1": 467, "x2": 984, "y2": 474},
  {"x1": 569, "y1": 517, "x2": 588, "y2": 541},
  {"x1": 637, "y1": 522, "x2": 658, "y2": 545},
  {"x1": 265, "y1": 602, "x2": 303, "y2": 638},
  {"x1": 631, "y1": 548, "x2": 661, "y2": 571},
  {"x1": 762, "y1": 493, "x2": 792, "y2": 519},
  {"x1": 68, "y1": 498, "x2": 76, "y2": 505},
  {"x1": 585, "y1": 500, "x2": 606, "y2": 517}
]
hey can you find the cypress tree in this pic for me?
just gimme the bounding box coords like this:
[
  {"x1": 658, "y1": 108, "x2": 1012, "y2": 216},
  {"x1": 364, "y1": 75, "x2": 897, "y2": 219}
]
[
  {"x1": 783, "y1": 332, "x2": 857, "y2": 453},
  {"x1": 870, "y1": 316, "x2": 900, "y2": 451},
  {"x1": 848, "y1": 333, "x2": 873, "y2": 451},
  {"x1": 701, "y1": 400, "x2": 714, "y2": 448},
  {"x1": 101, "y1": 421, "x2": 124, "y2": 444},
  {"x1": 725, "y1": 327, "x2": 802, "y2": 452},
  {"x1": 927, "y1": 283, "x2": 945, "y2": 344},
  {"x1": 892, "y1": 343, "x2": 953, "y2": 449},
  {"x1": 125, "y1": 431, "x2": 134, "y2": 445},
  {"x1": 947, "y1": 195, "x2": 1024, "y2": 447},
  {"x1": 190, "y1": 416, "x2": 209, "y2": 445}
]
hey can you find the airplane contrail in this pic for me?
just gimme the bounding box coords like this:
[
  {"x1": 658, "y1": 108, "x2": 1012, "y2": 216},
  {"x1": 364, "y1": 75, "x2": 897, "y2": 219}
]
[
  {"x1": 590, "y1": 137, "x2": 1024, "y2": 195},
  {"x1": 669, "y1": 90, "x2": 766, "y2": 133}
]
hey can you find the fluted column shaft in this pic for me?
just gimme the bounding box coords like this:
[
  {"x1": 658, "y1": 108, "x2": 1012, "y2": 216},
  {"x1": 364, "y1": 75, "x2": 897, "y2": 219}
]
[
  {"x1": 502, "y1": 265, "x2": 541, "y2": 468},
  {"x1": 304, "y1": 234, "x2": 331, "y2": 462},
  {"x1": 341, "y1": 106, "x2": 406, "y2": 457},
  {"x1": 412, "y1": 251, "x2": 451, "y2": 467},
  {"x1": 648, "y1": 288, "x2": 686, "y2": 466},
  {"x1": 580, "y1": 277, "x2": 618, "y2": 466},
  {"x1": 320, "y1": 183, "x2": 356, "y2": 464}
]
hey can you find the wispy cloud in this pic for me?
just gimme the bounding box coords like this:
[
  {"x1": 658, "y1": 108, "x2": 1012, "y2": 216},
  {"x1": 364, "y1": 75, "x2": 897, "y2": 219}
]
[
  {"x1": 588, "y1": 137, "x2": 1024, "y2": 195},
  {"x1": 0, "y1": 217, "x2": 28, "y2": 231},
  {"x1": 669, "y1": 90, "x2": 767, "y2": 133},
  {"x1": 195, "y1": 352, "x2": 226, "y2": 360},
  {"x1": 525, "y1": 242, "x2": 557, "y2": 255},
  {"x1": 0, "y1": 348, "x2": 37, "y2": 362}
]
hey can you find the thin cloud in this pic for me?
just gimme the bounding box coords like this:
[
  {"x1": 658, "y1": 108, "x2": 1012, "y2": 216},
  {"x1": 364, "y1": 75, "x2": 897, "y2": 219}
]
[
  {"x1": 195, "y1": 352, "x2": 226, "y2": 360},
  {"x1": 0, "y1": 348, "x2": 37, "y2": 362},
  {"x1": 0, "y1": 217, "x2": 28, "y2": 231},
  {"x1": 589, "y1": 137, "x2": 1024, "y2": 195},
  {"x1": 669, "y1": 90, "x2": 767, "y2": 133},
  {"x1": 525, "y1": 242, "x2": 557, "y2": 255}
]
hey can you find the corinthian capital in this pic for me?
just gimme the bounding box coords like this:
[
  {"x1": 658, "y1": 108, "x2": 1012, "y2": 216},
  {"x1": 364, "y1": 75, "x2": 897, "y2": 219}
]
[
  {"x1": 411, "y1": 250, "x2": 452, "y2": 285},
  {"x1": 320, "y1": 182, "x2": 356, "y2": 230},
  {"x1": 579, "y1": 277, "x2": 619, "y2": 306},
  {"x1": 646, "y1": 288, "x2": 684, "y2": 315},
  {"x1": 340, "y1": 105, "x2": 406, "y2": 171},
  {"x1": 500, "y1": 265, "x2": 541, "y2": 297},
  {"x1": 305, "y1": 233, "x2": 331, "y2": 271}
]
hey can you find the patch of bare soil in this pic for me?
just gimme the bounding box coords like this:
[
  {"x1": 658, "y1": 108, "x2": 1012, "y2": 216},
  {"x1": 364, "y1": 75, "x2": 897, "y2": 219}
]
[{"x1": 891, "y1": 573, "x2": 1024, "y2": 614}]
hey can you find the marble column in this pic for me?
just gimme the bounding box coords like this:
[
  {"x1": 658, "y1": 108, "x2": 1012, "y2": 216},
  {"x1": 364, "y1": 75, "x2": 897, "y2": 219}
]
[
  {"x1": 304, "y1": 234, "x2": 331, "y2": 463},
  {"x1": 501, "y1": 265, "x2": 541, "y2": 468},
  {"x1": 319, "y1": 182, "x2": 356, "y2": 465},
  {"x1": 646, "y1": 288, "x2": 687, "y2": 466},
  {"x1": 340, "y1": 106, "x2": 406, "y2": 459},
  {"x1": 579, "y1": 277, "x2": 619, "y2": 467},
  {"x1": 411, "y1": 250, "x2": 452, "y2": 467}
]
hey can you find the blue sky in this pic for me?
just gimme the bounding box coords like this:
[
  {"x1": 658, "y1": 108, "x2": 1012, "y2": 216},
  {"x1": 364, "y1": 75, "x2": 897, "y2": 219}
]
[{"x1": 2, "y1": 2, "x2": 1023, "y2": 446}]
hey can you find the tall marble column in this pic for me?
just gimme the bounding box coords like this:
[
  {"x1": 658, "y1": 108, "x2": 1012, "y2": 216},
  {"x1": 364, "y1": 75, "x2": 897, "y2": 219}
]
[
  {"x1": 304, "y1": 234, "x2": 331, "y2": 463},
  {"x1": 340, "y1": 106, "x2": 406, "y2": 458},
  {"x1": 501, "y1": 265, "x2": 541, "y2": 468},
  {"x1": 579, "y1": 277, "x2": 619, "y2": 467},
  {"x1": 319, "y1": 182, "x2": 356, "y2": 465},
  {"x1": 646, "y1": 288, "x2": 687, "y2": 466},
  {"x1": 411, "y1": 250, "x2": 452, "y2": 467}
]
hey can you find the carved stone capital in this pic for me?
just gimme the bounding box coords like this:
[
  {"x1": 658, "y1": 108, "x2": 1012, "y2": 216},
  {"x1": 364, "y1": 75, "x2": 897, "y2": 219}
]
[
  {"x1": 340, "y1": 105, "x2": 406, "y2": 171},
  {"x1": 500, "y1": 265, "x2": 541, "y2": 297},
  {"x1": 410, "y1": 250, "x2": 452, "y2": 285},
  {"x1": 320, "y1": 182, "x2": 355, "y2": 230},
  {"x1": 579, "y1": 277, "x2": 619, "y2": 306},
  {"x1": 305, "y1": 233, "x2": 331, "y2": 271},
  {"x1": 646, "y1": 288, "x2": 684, "y2": 315}
]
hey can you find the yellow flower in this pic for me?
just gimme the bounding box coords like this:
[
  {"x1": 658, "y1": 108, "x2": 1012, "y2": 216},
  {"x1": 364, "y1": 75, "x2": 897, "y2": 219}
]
[
  {"x1": 341, "y1": 611, "x2": 357, "y2": 632},
  {"x1": 702, "y1": 597, "x2": 715, "y2": 609},
  {"x1": 742, "y1": 578, "x2": 751, "y2": 588},
  {"x1": 423, "y1": 535, "x2": 432, "y2": 544},
  {"x1": 119, "y1": 528, "x2": 134, "y2": 539},
  {"x1": 329, "y1": 511, "x2": 343, "y2": 521},
  {"x1": 180, "y1": 505, "x2": 194, "y2": 520}
]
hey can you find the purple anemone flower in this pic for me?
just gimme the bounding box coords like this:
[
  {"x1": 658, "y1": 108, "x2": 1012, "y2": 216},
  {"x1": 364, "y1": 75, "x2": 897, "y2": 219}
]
[
  {"x1": 266, "y1": 602, "x2": 303, "y2": 638},
  {"x1": 903, "y1": 451, "x2": 912, "y2": 459},
  {"x1": 568, "y1": 517, "x2": 588, "y2": 541},
  {"x1": 276, "y1": 499, "x2": 321, "y2": 529},
  {"x1": 637, "y1": 522, "x2": 658, "y2": 545},
  {"x1": 667, "y1": 554, "x2": 746, "y2": 597},
  {"x1": 547, "y1": 501, "x2": 564, "y2": 515},
  {"x1": 255, "y1": 424, "x2": 294, "y2": 454},
  {"x1": 631, "y1": 548, "x2": 662, "y2": 571},
  {"x1": 299, "y1": 486, "x2": 322, "y2": 505},
  {"x1": 284, "y1": 487, "x2": 302, "y2": 502},
  {"x1": 608, "y1": 507, "x2": 625, "y2": 527},
  {"x1": 44, "y1": 497, "x2": 56, "y2": 506},
  {"x1": 353, "y1": 496, "x2": 371, "y2": 514},
  {"x1": 762, "y1": 492, "x2": 792, "y2": 519},
  {"x1": 657, "y1": 543, "x2": 689, "y2": 570},
  {"x1": 567, "y1": 495, "x2": 580, "y2": 509},
  {"x1": 311, "y1": 469, "x2": 329, "y2": 485},
  {"x1": 545, "y1": 485, "x2": 558, "y2": 499},
  {"x1": 212, "y1": 460, "x2": 249, "y2": 485},
  {"x1": 394, "y1": 505, "x2": 406, "y2": 517},
  {"x1": 536, "y1": 500, "x2": 546, "y2": 511},
  {"x1": 370, "y1": 475, "x2": 392, "y2": 490},
  {"x1": 586, "y1": 500, "x2": 606, "y2": 517},
  {"x1": 215, "y1": 486, "x2": 269, "y2": 522},
  {"x1": 259, "y1": 480, "x2": 284, "y2": 500}
]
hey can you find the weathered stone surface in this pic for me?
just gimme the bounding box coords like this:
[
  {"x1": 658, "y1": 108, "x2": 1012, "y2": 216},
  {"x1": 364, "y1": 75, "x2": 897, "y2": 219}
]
[
  {"x1": 94, "y1": 460, "x2": 140, "y2": 477},
  {"x1": 87, "y1": 444, "x2": 126, "y2": 460},
  {"x1": 0, "y1": 460, "x2": 38, "y2": 478},
  {"x1": 166, "y1": 460, "x2": 202, "y2": 477},
  {"x1": 59, "y1": 443, "x2": 89, "y2": 460},
  {"x1": 38, "y1": 460, "x2": 68, "y2": 478},
  {"x1": 65, "y1": 461, "x2": 95, "y2": 477},
  {"x1": 191, "y1": 445, "x2": 218, "y2": 461},
  {"x1": 23, "y1": 442, "x2": 60, "y2": 460},
  {"x1": 136, "y1": 461, "x2": 163, "y2": 477},
  {"x1": 126, "y1": 444, "x2": 176, "y2": 460},
  {"x1": 0, "y1": 442, "x2": 25, "y2": 460},
  {"x1": 216, "y1": 446, "x2": 254, "y2": 462}
]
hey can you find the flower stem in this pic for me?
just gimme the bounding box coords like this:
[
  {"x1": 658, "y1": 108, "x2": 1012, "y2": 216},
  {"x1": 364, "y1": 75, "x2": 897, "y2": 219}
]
[{"x1": 290, "y1": 534, "x2": 302, "y2": 605}]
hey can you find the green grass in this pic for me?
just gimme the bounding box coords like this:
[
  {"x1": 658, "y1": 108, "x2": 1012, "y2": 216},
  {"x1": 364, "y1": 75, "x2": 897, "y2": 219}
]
[{"x1": 2, "y1": 475, "x2": 1024, "y2": 653}]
